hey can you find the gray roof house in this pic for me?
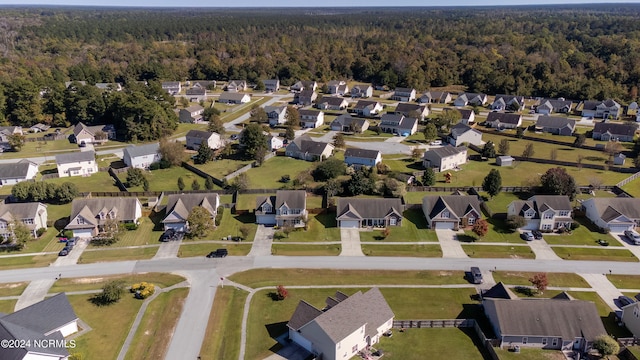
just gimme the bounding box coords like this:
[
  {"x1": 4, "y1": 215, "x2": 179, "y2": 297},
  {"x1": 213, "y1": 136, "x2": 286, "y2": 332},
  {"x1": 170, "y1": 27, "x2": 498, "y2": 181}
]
[
  {"x1": 299, "y1": 109, "x2": 325, "y2": 129},
  {"x1": 336, "y1": 198, "x2": 403, "y2": 228},
  {"x1": 491, "y1": 94, "x2": 525, "y2": 111},
  {"x1": 327, "y1": 80, "x2": 348, "y2": 95},
  {"x1": 395, "y1": 103, "x2": 429, "y2": 120},
  {"x1": 226, "y1": 80, "x2": 247, "y2": 92},
  {"x1": 422, "y1": 146, "x2": 467, "y2": 172},
  {"x1": 255, "y1": 190, "x2": 307, "y2": 227},
  {"x1": 330, "y1": 114, "x2": 369, "y2": 133},
  {"x1": 265, "y1": 105, "x2": 288, "y2": 127},
  {"x1": 123, "y1": 143, "x2": 161, "y2": 169},
  {"x1": 582, "y1": 197, "x2": 640, "y2": 233},
  {"x1": 454, "y1": 93, "x2": 487, "y2": 107},
  {"x1": 55, "y1": 150, "x2": 98, "y2": 178},
  {"x1": 353, "y1": 100, "x2": 383, "y2": 117},
  {"x1": 391, "y1": 87, "x2": 416, "y2": 102},
  {"x1": 508, "y1": 195, "x2": 572, "y2": 231},
  {"x1": 0, "y1": 202, "x2": 48, "y2": 239},
  {"x1": 379, "y1": 114, "x2": 418, "y2": 135},
  {"x1": 263, "y1": 79, "x2": 280, "y2": 92},
  {"x1": 161, "y1": 81, "x2": 181, "y2": 95},
  {"x1": 458, "y1": 109, "x2": 476, "y2": 125},
  {"x1": 316, "y1": 96, "x2": 348, "y2": 111},
  {"x1": 66, "y1": 197, "x2": 142, "y2": 238},
  {"x1": 162, "y1": 193, "x2": 220, "y2": 232},
  {"x1": 420, "y1": 91, "x2": 451, "y2": 104},
  {"x1": 218, "y1": 92, "x2": 251, "y2": 104},
  {"x1": 179, "y1": 105, "x2": 205, "y2": 123},
  {"x1": 350, "y1": 84, "x2": 373, "y2": 98},
  {"x1": 485, "y1": 112, "x2": 523, "y2": 129},
  {"x1": 592, "y1": 121, "x2": 637, "y2": 142},
  {"x1": 447, "y1": 123, "x2": 483, "y2": 146},
  {"x1": 0, "y1": 293, "x2": 79, "y2": 360},
  {"x1": 185, "y1": 86, "x2": 207, "y2": 102},
  {"x1": 0, "y1": 160, "x2": 38, "y2": 186},
  {"x1": 422, "y1": 195, "x2": 482, "y2": 230},
  {"x1": 287, "y1": 288, "x2": 394, "y2": 360},
  {"x1": 285, "y1": 135, "x2": 334, "y2": 162},
  {"x1": 580, "y1": 99, "x2": 621, "y2": 120},
  {"x1": 290, "y1": 80, "x2": 318, "y2": 93},
  {"x1": 73, "y1": 122, "x2": 116, "y2": 144},
  {"x1": 294, "y1": 89, "x2": 318, "y2": 105},
  {"x1": 186, "y1": 130, "x2": 223, "y2": 150},
  {"x1": 535, "y1": 116, "x2": 576, "y2": 136},
  {"x1": 344, "y1": 148, "x2": 382, "y2": 169},
  {"x1": 536, "y1": 99, "x2": 573, "y2": 115}
]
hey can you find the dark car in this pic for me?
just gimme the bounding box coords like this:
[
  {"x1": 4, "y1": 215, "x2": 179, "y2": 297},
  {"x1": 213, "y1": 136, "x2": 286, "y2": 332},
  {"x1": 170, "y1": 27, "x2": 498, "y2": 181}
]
[
  {"x1": 67, "y1": 238, "x2": 77, "y2": 247},
  {"x1": 532, "y1": 230, "x2": 543, "y2": 240},
  {"x1": 521, "y1": 232, "x2": 534, "y2": 241},
  {"x1": 206, "y1": 249, "x2": 228, "y2": 258},
  {"x1": 58, "y1": 248, "x2": 69, "y2": 256},
  {"x1": 160, "y1": 229, "x2": 176, "y2": 242},
  {"x1": 618, "y1": 295, "x2": 635, "y2": 308}
]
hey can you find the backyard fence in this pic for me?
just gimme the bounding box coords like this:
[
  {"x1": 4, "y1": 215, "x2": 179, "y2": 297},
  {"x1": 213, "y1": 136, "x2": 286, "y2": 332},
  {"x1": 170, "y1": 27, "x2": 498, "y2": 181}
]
[
  {"x1": 617, "y1": 171, "x2": 640, "y2": 188},
  {"x1": 108, "y1": 168, "x2": 128, "y2": 192},
  {"x1": 181, "y1": 162, "x2": 226, "y2": 188},
  {"x1": 474, "y1": 127, "x2": 600, "y2": 151}
]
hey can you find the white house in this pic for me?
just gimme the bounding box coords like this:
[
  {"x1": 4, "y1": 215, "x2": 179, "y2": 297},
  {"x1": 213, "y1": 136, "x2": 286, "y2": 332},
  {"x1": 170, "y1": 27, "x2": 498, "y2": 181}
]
[
  {"x1": 350, "y1": 84, "x2": 373, "y2": 98},
  {"x1": 265, "y1": 105, "x2": 288, "y2": 127},
  {"x1": 267, "y1": 135, "x2": 284, "y2": 150},
  {"x1": 287, "y1": 288, "x2": 394, "y2": 360},
  {"x1": 507, "y1": 195, "x2": 572, "y2": 231},
  {"x1": 0, "y1": 160, "x2": 38, "y2": 186},
  {"x1": 179, "y1": 105, "x2": 205, "y2": 123},
  {"x1": 454, "y1": 93, "x2": 487, "y2": 107},
  {"x1": 162, "y1": 193, "x2": 220, "y2": 232},
  {"x1": 395, "y1": 103, "x2": 429, "y2": 120},
  {"x1": 263, "y1": 79, "x2": 280, "y2": 92},
  {"x1": 0, "y1": 202, "x2": 48, "y2": 239},
  {"x1": 55, "y1": 150, "x2": 98, "y2": 178},
  {"x1": 299, "y1": 109, "x2": 325, "y2": 128},
  {"x1": 379, "y1": 114, "x2": 418, "y2": 135},
  {"x1": 73, "y1": 122, "x2": 116, "y2": 145},
  {"x1": 161, "y1": 81, "x2": 181, "y2": 95},
  {"x1": 447, "y1": 123, "x2": 483, "y2": 146},
  {"x1": 422, "y1": 146, "x2": 467, "y2": 172},
  {"x1": 422, "y1": 195, "x2": 482, "y2": 230},
  {"x1": 491, "y1": 94, "x2": 525, "y2": 111},
  {"x1": 485, "y1": 113, "x2": 522, "y2": 129},
  {"x1": 66, "y1": 197, "x2": 142, "y2": 238},
  {"x1": 391, "y1": 88, "x2": 416, "y2": 102},
  {"x1": 226, "y1": 80, "x2": 247, "y2": 92},
  {"x1": 255, "y1": 190, "x2": 307, "y2": 227},
  {"x1": 353, "y1": 100, "x2": 383, "y2": 117},
  {"x1": 218, "y1": 92, "x2": 251, "y2": 104},
  {"x1": 344, "y1": 148, "x2": 382, "y2": 169},
  {"x1": 123, "y1": 143, "x2": 161, "y2": 169},
  {"x1": 582, "y1": 197, "x2": 640, "y2": 233},
  {"x1": 327, "y1": 80, "x2": 348, "y2": 95},
  {"x1": 185, "y1": 130, "x2": 223, "y2": 150}
]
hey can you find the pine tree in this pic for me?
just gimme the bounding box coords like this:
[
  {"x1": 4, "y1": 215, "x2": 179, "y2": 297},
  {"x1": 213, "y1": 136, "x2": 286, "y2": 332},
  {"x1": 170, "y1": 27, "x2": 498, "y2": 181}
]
[{"x1": 482, "y1": 169, "x2": 502, "y2": 198}]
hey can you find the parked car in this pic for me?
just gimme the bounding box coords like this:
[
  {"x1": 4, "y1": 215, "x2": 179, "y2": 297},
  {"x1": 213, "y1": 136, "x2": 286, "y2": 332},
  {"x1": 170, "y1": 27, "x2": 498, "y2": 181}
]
[
  {"x1": 58, "y1": 248, "x2": 69, "y2": 256},
  {"x1": 469, "y1": 267, "x2": 483, "y2": 284},
  {"x1": 430, "y1": 140, "x2": 442, "y2": 146},
  {"x1": 206, "y1": 249, "x2": 228, "y2": 258},
  {"x1": 160, "y1": 229, "x2": 176, "y2": 242},
  {"x1": 67, "y1": 238, "x2": 77, "y2": 247},
  {"x1": 532, "y1": 230, "x2": 543, "y2": 240},
  {"x1": 618, "y1": 295, "x2": 636, "y2": 308},
  {"x1": 624, "y1": 230, "x2": 640, "y2": 245},
  {"x1": 521, "y1": 232, "x2": 534, "y2": 241}
]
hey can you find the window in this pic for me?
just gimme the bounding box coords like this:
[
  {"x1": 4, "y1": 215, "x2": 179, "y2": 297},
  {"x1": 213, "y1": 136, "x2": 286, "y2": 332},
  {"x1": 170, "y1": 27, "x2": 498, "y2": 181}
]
[
  {"x1": 99, "y1": 212, "x2": 105, "y2": 220},
  {"x1": 352, "y1": 345, "x2": 358, "y2": 353},
  {"x1": 542, "y1": 224, "x2": 552, "y2": 230},
  {"x1": 467, "y1": 217, "x2": 475, "y2": 225},
  {"x1": 525, "y1": 210, "x2": 534, "y2": 218},
  {"x1": 390, "y1": 218, "x2": 397, "y2": 226},
  {"x1": 552, "y1": 338, "x2": 558, "y2": 347},
  {"x1": 441, "y1": 211, "x2": 450, "y2": 218},
  {"x1": 0, "y1": 222, "x2": 6, "y2": 229},
  {"x1": 263, "y1": 205, "x2": 272, "y2": 213},
  {"x1": 543, "y1": 212, "x2": 554, "y2": 219},
  {"x1": 522, "y1": 337, "x2": 528, "y2": 344},
  {"x1": 559, "y1": 210, "x2": 569, "y2": 216},
  {"x1": 22, "y1": 219, "x2": 34, "y2": 225},
  {"x1": 542, "y1": 338, "x2": 547, "y2": 346},
  {"x1": 77, "y1": 217, "x2": 85, "y2": 225}
]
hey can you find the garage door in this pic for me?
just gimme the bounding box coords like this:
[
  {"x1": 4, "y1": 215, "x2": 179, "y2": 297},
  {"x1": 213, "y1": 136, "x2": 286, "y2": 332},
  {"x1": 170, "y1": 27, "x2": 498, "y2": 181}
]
[
  {"x1": 164, "y1": 223, "x2": 186, "y2": 233},
  {"x1": 610, "y1": 225, "x2": 631, "y2": 233},
  {"x1": 256, "y1": 215, "x2": 277, "y2": 225},
  {"x1": 73, "y1": 229, "x2": 94, "y2": 239},
  {"x1": 340, "y1": 220, "x2": 360, "y2": 228},
  {"x1": 434, "y1": 222, "x2": 455, "y2": 230}
]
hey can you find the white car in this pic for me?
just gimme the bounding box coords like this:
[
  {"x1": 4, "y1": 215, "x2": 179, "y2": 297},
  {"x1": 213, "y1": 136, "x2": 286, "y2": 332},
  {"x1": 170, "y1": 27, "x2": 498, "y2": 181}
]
[
  {"x1": 430, "y1": 140, "x2": 442, "y2": 146},
  {"x1": 625, "y1": 230, "x2": 640, "y2": 245}
]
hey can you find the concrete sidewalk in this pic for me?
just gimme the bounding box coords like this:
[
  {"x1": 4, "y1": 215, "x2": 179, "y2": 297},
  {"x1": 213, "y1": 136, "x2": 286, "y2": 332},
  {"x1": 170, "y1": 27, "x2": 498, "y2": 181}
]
[
  {"x1": 435, "y1": 230, "x2": 468, "y2": 258},
  {"x1": 579, "y1": 273, "x2": 623, "y2": 312},
  {"x1": 528, "y1": 239, "x2": 562, "y2": 260},
  {"x1": 340, "y1": 229, "x2": 364, "y2": 256}
]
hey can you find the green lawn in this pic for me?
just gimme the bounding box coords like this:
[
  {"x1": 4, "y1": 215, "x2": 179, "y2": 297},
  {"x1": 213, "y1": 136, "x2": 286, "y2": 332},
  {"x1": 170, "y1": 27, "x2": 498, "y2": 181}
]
[
  {"x1": 229, "y1": 269, "x2": 469, "y2": 288},
  {"x1": 124, "y1": 166, "x2": 214, "y2": 192},
  {"x1": 378, "y1": 328, "x2": 487, "y2": 360},
  {"x1": 49, "y1": 273, "x2": 186, "y2": 293},
  {"x1": 0, "y1": 300, "x2": 17, "y2": 313},
  {"x1": 0, "y1": 254, "x2": 58, "y2": 270},
  {"x1": 483, "y1": 192, "x2": 525, "y2": 215},
  {"x1": 621, "y1": 178, "x2": 640, "y2": 197},
  {"x1": 271, "y1": 244, "x2": 341, "y2": 256},
  {"x1": 78, "y1": 247, "x2": 158, "y2": 263},
  {"x1": 359, "y1": 210, "x2": 438, "y2": 242},
  {"x1": 0, "y1": 282, "x2": 28, "y2": 297},
  {"x1": 403, "y1": 191, "x2": 453, "y2": 204},
  {"x1": 551, "y1": 247, "x2": 638, "y2": 262},
  {"x1": 280, "y1": 213, "x2": 340, "y2": 242},
  {"x1": 199, "y1": 287, "x2": 247, "y2": 360},
  {"x1": 236, "y1": 193, "x2": 272, "y2": 211},
  {"x1": 243, "y1": 157, "x2": 316, "y2": 189},
  {"x1": 492, "y1": 271, "x2": 590, "y2": 288},
  {"x1": 125, "y1": 288, "x2": 189, "y2": 360},
  {"x1": 494, "y1": 348, "x2": 566, "y2": 360},
  {"x1": 362, "y1": 244, "x2": 443, "y2": 257},
  {"x1": 542, "y1": 217, "x2": 622, "y2": 246},
  {"x1": 607, "y1": 275, "x2": 640, "y2": 290},
  {"x1": 208, "y1": 211, "x2": 257, "y2": 241},
  {"x1": 462, "y1": 218, "x2": 527, "y2": 244},
  {"x1": 462, "y1": 244, "x2": 535, "y2": 259},
  {"x1": 384, "y1": 157, "x2": 423, "y2": 175},
  {"x1": 0, "y1": 138, "x2": 78, "y2": 159},
  {"x1": 21, "y1": 227, "x2": 62, "y2": 253},
  {"x1": 193, "y1": 158, "x2": 252, "y2": 178},
  {"x1": 45, "y1": 171, "x2": 120, "y2": 193},
  {"x1": 178, "y1": 243, "x2": 252, "y2": 257},
  {"x1": 86, "y1": 216, "x2": 161, "y2": 248}
]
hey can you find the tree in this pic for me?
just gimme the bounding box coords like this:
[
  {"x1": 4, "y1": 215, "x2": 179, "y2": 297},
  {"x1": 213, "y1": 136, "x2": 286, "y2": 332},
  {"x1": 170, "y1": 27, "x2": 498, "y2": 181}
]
[
  {"x1": 159, "y1": 138, "x2": 184, "y2": 167},
  {"x1": 96, "y1": 280, "x2": 124, "y2": 305},
  {"x1": 577, "y1": 154, "x2": 584, "y2": 170},
  {"x1": 313, "y1": 158, "x2": 346, "y2": 181},
  {"x1": 422, "y1": 123, "x2": 437, "y2": 142},
  {"x1": 550, "y1": 148, "x2": 558, "y2": 161},
  {"x1": 285, "y1": 106, "x2": 300, "y2": 128},
  {"x1": 422, "y1": 167, "x2": 436, "y2": 186},
  {"x1": 433, "y1": 108, "x2": 461, "y2": 130},
  {"x1": 411, "y1": 147, "x2": 422, "y2": 161},
  {"x1": 333, "y1": 133, "x2": 345, "y2": 149},
  {"x1": 506, "y1": 215, "x2": 526, "y2": 231},
  {"x1": 249, "y1": 106, "x2": 268, "y2": 123},
  {"x1": 11, "y1": 221, "x2": 32, "y2": 250},
  {"x1": 186, "y1": 206, "x2": 213, "y2": 238},
  {"x1": 516, "y1": 127, "x2": 525, "y2": 139},
  {"x1": 521, "y1": 143, "x2": 534, "y2": 159},
  {"x1": 592, "y1": 335, "x2": 619, "y2": 359},
  {"x1": 240, "y1": 123, "x2": 268, "y2": 161},
  {"x1": 232, "y1": 173, "x2": 250, "y2": 191},
  {"x1": 472, "y1": 219, "x2": 489, "y2": 240},
  {"x1": 498, "y1": 139, "x2": 510, "y2": 155},
  {"x1": 7, "y1": 134, "x2": 25, "y2": 151},
  {"x1": 255, "y1": 80, "x2": 265, "y2": 91},
  {"x1": 573, "y1": 133, "x2": 586, "y2": 147},
  {"x1": 528, "y1": 272, "x2": 548, "y2": 294},
  {"x1": 285, "y1": 125, "x2": 295, "y2": 141},
  {"x1": 540, "y1": 167, "x2": 579, "y2": 200},
  {"x1": 382, "y1": 177, "x2": 406, "y2": 197},
  {"x1": 191, "y1": 179, "x2": 201, "y2": 190},
  {"x1": 324, "y1": 178, "x2": 342, "y2": 197},
  {"x1": 205, "y1": 176, "x2": 215, "y2": 190},
  {"x1": 482, "y1": 169, "x2": 502, "y2": 198},
  {"x1": 194, "y1": 144, "x2": 214, "y2": 164},
  {"x1": 54, "y1": 183, "x2": 78, "y2": 204},
  {"x1": 635, "y1": 155, "x2": 640, "y2": 168},
  {"x1": 346, "y1": 168, "x2": 375, "y2": 195},
  {"x1": 481, "y1": 141, "x2": 496, "y2": 158},
  {"x1": 382, "y1": 227, "x2": 391, "y2": 239},
  {"x1": 207, "y1": 114, "x2": 225, "y2": 135},
  {"x1": 177, "y1": 177, "x2": 185, "y2": 190},
  {"x1": 125, "y1": 168, "x2": 146, "y2": 187},
  {"x1": 239, "y1": 225, "x2": 251, "y2": 240},
  {"x1": 276, "y1": 285, "x2": 288, "y2": 300}
]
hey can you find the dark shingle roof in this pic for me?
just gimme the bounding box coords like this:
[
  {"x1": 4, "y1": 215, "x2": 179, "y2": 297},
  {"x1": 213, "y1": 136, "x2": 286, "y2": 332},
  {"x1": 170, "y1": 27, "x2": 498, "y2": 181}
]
[
  {"x1": 593, "y1": 122, "x2": 637, "y2": 137},
  {"x1": 67, "y1": 197, "x2": 140, "y2": 229},
  {"x1": 482, "y1": 282, "x2": 518, "y2": 300},
  {"x1": 288, "y1": 135, "x2": 333, "y2": 156},
  {"x1": 422, "y1": 195, "x2": 481, "y2": 220},
  {"x1": 299, "y1": 109, "x2": 321, "y2": 117},
  {"x1": 536, "y1": 116, "x2": 576, "y2": 130},
  {"x1": 337, "y1": 198, "x2": 403, "y2": 220},
  {"x1": 163, "y1": 193, "x2": 219, "y2": 223},
  {"x1": 585, "y1": 198, "x2": 640, "y2": 222},
  {"x1": 186, "y1": 130, "x2": 215, "y2": 140},
  {"x1": 532, "y1": 195, "x2": 572, "y2": 212},
  {"x1": 422, "y1": 146, "x2": 467, "y2": 160},
  {"x1": 344, "y1": 148, "x2": 380, "y2": 160},
  {"x1": 0, "y1": 202, "x2": 44, "y2": 224},
  {"x1": 0, "y1": 160, "x2": 36, "y2": 180},
  {"x1": 395, "y1": 103, "x2": 424, "y2": 114},
  {"x1": 288, "y1": 300, "x2": 323, "y2": 331},
  {"x1": 353, "y1": 100, "x2": 380, "y2": 110},
  {"x1": 486, "y1": 112, "x2": 522, "y2": 125},
  {"x1": 458, "y1": 109, "x2": 474, "y2": 119},
  {"x1": 450, "y1": 123, "x2": 481, "y2": 138},
  {"x1": 123, "y1": 143, "x2": 160, "y2": 159},
  {"x1": 318, "y1": 96, "x2": 347, "y2": 106},
  {"x1": 275, "y1": 190, "x2": 306, "y2": 210},
  {"x1": 55, "y1": 150, "x2": 95, "y2": 165}
]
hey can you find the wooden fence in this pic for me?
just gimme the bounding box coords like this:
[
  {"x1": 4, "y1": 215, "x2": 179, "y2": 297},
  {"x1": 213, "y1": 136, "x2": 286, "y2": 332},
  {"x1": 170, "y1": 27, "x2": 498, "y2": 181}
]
[
  {"x1": 617, "y1": 171, "x2": 640, "y2": 187},
  {"x1": 181, "y1": 162, "x2": 226, "y2": 188},
  {"x1": 107, "y1": 167, "x2": 128, "y2": 192},
  {"x1": 474, "y1": 127, "x2": 600, "y2": 151}
]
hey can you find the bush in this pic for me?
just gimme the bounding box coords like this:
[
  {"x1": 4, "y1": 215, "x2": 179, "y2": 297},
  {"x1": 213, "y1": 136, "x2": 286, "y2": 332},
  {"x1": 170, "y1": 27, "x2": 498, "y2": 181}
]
[
  {"x1": 280, "y1": 174, "x2": 291, "y2": 183},
  {"x1": 571, "y1": 222, "x2": 580, "y2": 230},
  {"x1": 63, "y1": 230, "x2": 74, "y2": 239},
  {"x1": 36, "y1": 227, "x2": 47, "y2": 237},
  {"x1": 600, "y1": 227, "x2": 610, "y2": 234},
  {"x1": 215, "y1": 206, "x2": 224, "y2": 226},
  {"x1": 505, "y1": 215, "x2": 526, "y2": 231},
  {"x1": 123, "y1": 223, "x2": 138, "y2": 231},
  {"x1": 130, "y1": 281, "x2": 155, "y2": 299},
  {"x1": 149, "y1": 162, "x2": 161, "y2": 170}
]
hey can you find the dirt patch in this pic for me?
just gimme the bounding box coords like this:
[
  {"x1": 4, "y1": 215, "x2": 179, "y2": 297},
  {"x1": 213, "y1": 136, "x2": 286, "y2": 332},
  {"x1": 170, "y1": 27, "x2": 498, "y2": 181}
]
[
  {"x1": 72, "y1": 277, "x2": 105, "y2": 284},
  {"x1": 438, "y1": 271, "x2": 454, "y2": 276},
  {"x1": 0, "y1": 282, "x2": 25, "y2": 289}
]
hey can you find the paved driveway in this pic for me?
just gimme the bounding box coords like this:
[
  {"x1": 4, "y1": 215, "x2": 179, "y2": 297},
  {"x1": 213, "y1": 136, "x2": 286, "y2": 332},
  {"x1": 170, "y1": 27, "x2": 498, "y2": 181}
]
[
  {"x1": 249, "y1": 225, "x2": 274, "y2": 256},
  {"x1": 52, "y1": 238, "x2": 90, "y2": 267},
  {"x1": 528, "y1": 238, "x2": 562, "y2": 260},
  {"x1": 153, "y1": 240, "x2": 181, "y2": 259},
  {"x1": 579, "y1": 273, "x2": 623, "y2": 312},
  {"x1": 340, "y1": 229, "x2": 364, "y2": 256},
  {"x1": 14, "y1": 278, "x2": 57, "y2": 311},
  {"x1": 435, "y1": 230, "x2": 468, "y2": 258}
]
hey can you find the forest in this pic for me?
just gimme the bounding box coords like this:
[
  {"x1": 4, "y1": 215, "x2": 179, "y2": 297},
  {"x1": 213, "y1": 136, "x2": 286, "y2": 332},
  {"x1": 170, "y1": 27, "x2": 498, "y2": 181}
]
[{"x1": 0, "y1": 5, "x2": 639, "y2": 138}]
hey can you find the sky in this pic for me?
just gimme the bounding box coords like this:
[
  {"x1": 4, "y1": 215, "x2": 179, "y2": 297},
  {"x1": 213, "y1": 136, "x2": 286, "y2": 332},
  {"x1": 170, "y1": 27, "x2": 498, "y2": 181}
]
[{"x1": 0, "y1": 0, "x2": 639, "y2": 7}]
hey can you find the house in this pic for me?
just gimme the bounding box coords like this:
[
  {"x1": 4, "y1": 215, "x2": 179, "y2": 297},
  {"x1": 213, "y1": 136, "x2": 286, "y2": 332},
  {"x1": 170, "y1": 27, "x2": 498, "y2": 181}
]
[
  {"x1": 614, "y1": 153, "x2": 626, "y2": 165},
  {"x1": 95, "y1": 82, "x2": 122, "y2": 92},
  {"x1": 185, "y1": 130, "x2": 223, "y2": 150},
  {"x1": 185, "y1": 86, "x2": 207, "y2": 102},
  {"x1": 350, "y1": 84, "x2": 373, "y2": 98},
  {"x1": 267, "y1": 135, "x2": 284, "y2": 150},
  {"x1": 189, "y1": 80, "x2": 216, "y2": 90},
  {"x1": 336, "y1": 198, "x2": 403, "y2": 228},
  {"x1": 621, "y1": 301, "x2": 640, "y2": 338},
  {"x1": 161, "y1": 81, "x2": 181, "y2": 95},
  {"x1": 55, "y1": 151, "x2": 98, "y2": 177},
  {"x1": 508, "y1": 195, "x2": 572, "y2": 231},
  {"x1": 162, "y1": 193, "x2": 220, "y2": 232},
  {"x1": 265, "y1": 105, "x2": 288, "y2": 127},
  {"x1": 0, "y1": 293, "x2": 79, "y2": 360},
  {"x1": 218, "y1": 92, "x2": 251, "y2": 104},
  {"x1": 352, "y1": 100, "x2": 383, "y2": 117},
  {"x1": 344, "y1": 148, "x2": 382, "y2": 169},
  {"x1": 0, "y1": 126, "x2": 23, "y2": 136},
  {"x1": 123, "y1": 143, "x2": 161, "y2": 169},
  {"x1": 458, "y1": 109, "x2": 476, "y2": 125},
  {"x1": 580, "y1": 99, "x2": 622, "y2": 119},
  {"x1": 73, "y1": 122, "x2": 116, "y2": 144},
  {"x1": 294, "y1": 89, "x2": 318, "y2": 105},
  {"x1": 0, "y1": 160, "x2": 38, "y2": 186},
  {"x1": 330, "y1": 114, "x2": 369, "y2": 133},
  {"x1": 379, "y1": 114, "x2": 418, "y2": 135},
  {"x1": 391, "y1": 88, "x2": 416, "y2": 102},
  {"x1": 179, "y1": 105, "x2": 205, "y2": 123},
  {"x1": 592, "y1": 121, "x2": 637, "y2": 142},
  {"x1": 64, "y1": 80, "x2": 87, "y2": 89},
  {"x1": 420, "y1": 91, "x2": 451, "y2": 104},
  {"x1": 491, "y1": 94, "x2": 525, "y2": 111},
  {"x1": 66, "y1": 197, "x2": 142, "y2": 238},
  {"x1": 285, "y1": 135, "x2": 334, "y2": 162},
  {"x1": 422, "y1": 195, "x2": 481, "y2": 230},
  {"x1": 483, "y1": 294, "x2": 605, "y2": 351},
  {"x1": 422, "y1": 146, "x2": 467, "y2": 172},
  {"x1": 255, "y1": 190, "x2": 307, "y2": 227},
  {"x1": 327, "y1": 80, "x2": 348, "y2": 95},
  {"x1": 29, "y1": 123, "x2": 51, "y2": 133},
  {"x1": 485, "y1": 113, "x2": 522, "y2": 129},
  {"x1": 263, "y1": 79, "x2": 280, "y2": 92},
  {"x1": 290, "y1": 80, "x2": 318, "y2": 92},
  {"x1": 299, "y1": 110, "x2": 324, "y2": 128},
  {"x1": 0, "y1": 202, "x2": 47, "y2": 239},
  {"x1": 536, "y1": 98, "x2": 573, "y2": 115},
  {"x1": 226, "y1": 80, "x2": 247, "y2": 92},
  {"x1": 447, "y1": 123, "x2": 483, "y2": 146},
  {"x1": 454, "y1": 93, "x2": 488, "y2": 107},
  {"x1": 316, "y1": 96, "x2": 348, "y2": 111},
  {"x1": 582, "y1": 197, "x2": 640, "y2": 233},
  {"x1": 629, "y1": 102, "x2": 639, "y2": 116},
  {"x1": 535, "y1": 116, "x2": 576, "y2": 136},
  {"x1": 496, "y1": 155, "x2": 514, "y2": 167},
  {"x1": 395, "y1": 103, "x2": 429, "y2": 120},
  {"x1": 287, "y1": 288, "x2": 394, "y2": 360}
]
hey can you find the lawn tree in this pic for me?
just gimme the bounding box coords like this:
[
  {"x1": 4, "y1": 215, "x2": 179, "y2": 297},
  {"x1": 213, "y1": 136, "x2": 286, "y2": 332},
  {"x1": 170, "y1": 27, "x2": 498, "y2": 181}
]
[
  {"x1": 239, "y1": 225, "x2": 251, "y2": 240},
  {"x1": 482, "y1": 169, "x2": 502, "y2": 198},
  {"x1": 604, "y1": 141, "x2": 624, "y2": 156},
  {"x1": 255, "y1": 80, "x2": 265, "y2": 91},
  {"x1": 324, "y1": 178, "x2": 343, "y2": 197},
  {"x1": 528, "y1": 272, "x2": 548, "y2": 294},
  {"x1": 186, "y1": 206, "x2": 213, "y2": 238},
  {"x1": 593, "y1": 335, "x2": 619, "y2": 359},
  {"x1": 540, "y1": 167, "x2": 579, "y2": 200},
  {"x1": 276, "y1": 285, "x2": 288, "y2": 300},
  {"x1": 205, "y1": 176, "x2": 215, "y2": 190},
  {"x1": 411, "y1": 147, "x2": 423, "y2": 161},
  {"x1": 573, "y1": 133, "x2": 586, "y2": 147},
  {"x1": 7, "y1": 134, "x2": 25, "y2": 151},
  {"x1": 382, "y1": 227, "x2": 391, "y2": 239},
  {"x1": 506, "y1": 215, "x2": 526, "y2": 231},
  {"x1": 472, "y1": 219, "x2": 489, "y2": 240},
  {"x1": 521, "y1": 143, "x2": 534, "y2": 159},
  {"x1": 125, "y1": 168, "x2": 146, "y2": 187},
  {"x1": 97, "y1": 280, "x2": 125, "y2": 305},
  {"x1": 434, "y1": 108, "x2": 461, "y2": 130},
  {"x1": 422, "y1": 167, "x2": 436, "y2": 186},
  {"x1": 550, "y1": 148, "x2": 558, "y2": 161},
  {"x1": 282, "y1": 226, "x2": 294, "y2": 238},
  {"x1": 102, "y1": 217, "x2": 123, "y2": 244},
  {"x1": 194, "y1": 143, "x2": 214, "y2": 164},
  {"x1": 333, "y1": 133, "x2": 345, "y2": 149},
  {"x1": 249, "y1": 105, "x2": 268, "y2": 123},
  {"x1": 481, "y1": 141, "x2": 496, "y2": 158},
  {"x1": 191, "y1": 179, "x2": 201, "y2": 190},
  {"x1": 177, "y1": 177, "x2": 185, "y2": 191},
  {"x1": 516, "y1": 127, "x2": 525, "y2": 138},
  {"x1": 240, "y1": 123, "x2": 268, "y2": 162},
  {"x1": 159, "y1": 138, "x2": 184, "y2": 167},
  {"x1": 313, "y1": 158, "x2": 346, "y2": 181},
  {"x1": 11, "y1": 221, "x2": 32, "y2": 250},
  {"x1": 54, "y1": 182, "x2": 79, "y2": 204},
  {"x1": 142, "y1": 178, "x2": 149, "y2": 191},
  {"x1": 285, "y1": 125, "x2": 295, "y2": 141},
  {"x1": 498, "y1": 139, "x2": 510, "y2": 155},
  {"x1": 285, "y1": 106, "x2": 300, "y2": 128},
  {"x1": 422, "y1": 123, "x2": 437, "y2": 142},
  {"x1": 576, "y1": 155, "x2": 584, "y2": 170},
  {"x1": 635, "y1": 155, "x2": 640, "y2": 168},
  {"x1": 207, "y1": 114, "x2": 225, "y2": 135},
  {"x1": 232, "y1": 173, "x2": 250, "y2": 191},
  {"x1": 382, "y1": 177, "x2": 406, "y2": 198},
  {"x1": 346, "y1": 168, "x2": 375, "y2": 195}
]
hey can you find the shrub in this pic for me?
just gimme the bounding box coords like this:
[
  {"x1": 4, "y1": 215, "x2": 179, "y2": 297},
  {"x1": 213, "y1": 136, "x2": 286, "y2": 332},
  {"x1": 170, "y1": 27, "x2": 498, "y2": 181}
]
[
  {"x1": 276, "y1": 285, "x2": 288, "y2": 300},
  {"x1": 571, "y1": 222, "x2": 580, "y2": 230},
  {"x1": 131, "y1": 281, "x2": 155, "y2": 299},
  {"x1": 505, "y1": 215, "x2": 526, "y2": 231},
  {"x1": 63, "y1": 230, "x2": 74, "y2": 239},
  {"x1": 600, "y1": 227, "x2": 610, "y2": 234},
  {"x1": 280, "y1": 174, "x2": 291, "y2": 183},
  {"x1": 123, "y1": 223, "x2": 138, "y2": 231},
  {"x1": 36, "y1": 227, "x2": 47, "y2": 237},
  {"x1": 215, "y1": 206, "x2": 224, "y2": 226},
  {"x1": 149, "y1": 162, "x2": 161, "y2": 170}
]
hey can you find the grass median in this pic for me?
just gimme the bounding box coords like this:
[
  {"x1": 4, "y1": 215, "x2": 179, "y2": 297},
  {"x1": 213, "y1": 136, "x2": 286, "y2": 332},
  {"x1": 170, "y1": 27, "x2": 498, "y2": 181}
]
[
  {"x1": 199, "y1": 287, "x2": 247, "y2": 360},
  {"x1": 271, "y1": 244, "x2": 340, "y2": 256},
  {"x1": 50, "y1": 273, "x2": 186, "y2": 293},
  {"x1": 462, "y1": 244, "x2": 535, "y2": 259},
  {"x1": 78, "y1": 246, "x2": 158, "y2": 264},
  {"x1": 551, "y1": 247, "x2": 638, "y2": 262},
  {"x1": 492, "y1": 271, "x2": 590, "y2": 288},
  {"x1": 362, "y1": 244, "x2": 442, "y2": 257}
]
